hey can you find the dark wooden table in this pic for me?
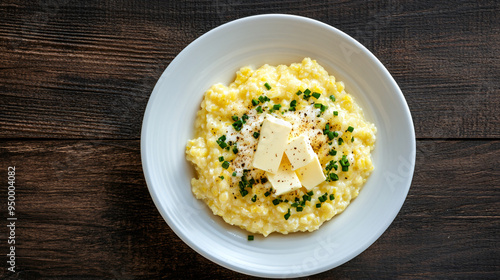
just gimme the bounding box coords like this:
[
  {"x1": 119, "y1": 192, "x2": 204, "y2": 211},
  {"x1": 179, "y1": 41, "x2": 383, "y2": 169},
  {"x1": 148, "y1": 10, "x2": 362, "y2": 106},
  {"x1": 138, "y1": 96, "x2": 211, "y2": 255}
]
[{"x1": 1, "y1": 1, "x2": 499, "y2": 279}]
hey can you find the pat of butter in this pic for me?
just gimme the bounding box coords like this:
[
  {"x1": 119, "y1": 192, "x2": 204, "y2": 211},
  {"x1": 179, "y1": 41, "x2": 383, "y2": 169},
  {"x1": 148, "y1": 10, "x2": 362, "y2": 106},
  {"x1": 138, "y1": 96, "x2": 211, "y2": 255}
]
[
  {"x1": 284, "y1": 135, "x2": 315, "y2": 170},
  {"x1": 296, "y1": 154, "x2": 326, "y2": 190},
  {"x1": 266, "y1": 155, "x2": 302, "y2": 196},
  {"x1": 252, "y1": 114, "x2": 292, "y2": 174}
]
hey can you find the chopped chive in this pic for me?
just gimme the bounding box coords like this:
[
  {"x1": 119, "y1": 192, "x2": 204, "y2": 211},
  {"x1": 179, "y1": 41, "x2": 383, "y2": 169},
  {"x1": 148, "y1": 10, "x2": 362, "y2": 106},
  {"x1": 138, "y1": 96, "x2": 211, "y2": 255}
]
[
  {"x1": 240, "y1": 189, "x2": 248, "y2": 196},
  {"x1": 258, "y1": 95, "x2": 270, "y2": 103},
  {"x1": 232, "y1": 171, "x2": 237, "y2": 176},
  {"x1": 296, "y1": 90, "x2": 303, "y2": 96},
  {"x1": 351, "y1": 136, "x2": 355, "y2": 142},
  {"x1": 264, "y1": 82, "x2": 271, "y2": 90},
  {"x1": 342, "y1": 166, "x2": 349, "y2": 172},
  {"x1": 273, "y1": 104, "x2": 281, "y2": 110},
  {"x1": 307, "y1": 191, "x2": 313, "y2": 196},
  {"x1": 251, "y1": 195, "x2": 257, "y2": 202},
  {"x1": 347, "y1": 126, "x2": 354, "y2": 133},
  {"x1": 338, "y1": 138, "x2": 344, "y2": 145},
  {"x1": 314, "y1": 103, "x2": 322, "y2": 108},
  {"x1": 328, "y1": 131, "x2": 334, "y2": 140},
  {"x1": 222, "y1": 161, "x2": 230, "y2": 169},
  {"x1": 312, "y1": 92, "x2": 321, "y2": 99},
  {"x1": 325, "y1": 124, "x2": 330, "y2": 131},
  {"x1": 232, "y1": 115, "x2": 239, "y2": 121},
  {"x1": 219, "y1": 176, "x2": 224, "y2": 180},
  {"x1": 340, "y1": 155, "x2": 350, "y2": 167},
  {"x1": 330, "y1": 194, "x2": 335, "y2": 200},
  {"x1": 296, "y1": 206, "x2": 303, "y2": 212},
  {"x1": 253, "y1": 132, "x2": 260, "y2": 139},
  {"x1": 252, "y1": 99, "x2": 259, "y2": 106},
  {"x1": 303, "y1": 89, "x2": 311, "y2": 100},
  {"x1": 316, "y1": 203, "x2": 321, "y2": 208},
  {"x1": 256, "y1": 106, "x2": 263, "y2": 113},
  {"x1": 325, "y1": 161, "x2": 334, "y2": 171},
  {"x1": 284, "y1": 209, "x2": 291, "y2": 220},
  {"x1": 290, "y1": 100, "x2": 297, "y2": 107},
  {"x1": 300, "y1": 200, "x2": 306, "y2": 206},
  {"x1": 242, "y1": 114, "x2": 249, "y2": 123},
  {"x1": 329, "y1": 149, "x2": 337, "y2": 156},
  {"x1": 218, "y1": 156, "x2": 224, "y2": 162},
  {"x1": 288, "y1": 107, "x2": 296, "y2": 112},
  {"x1": 329, "y1": 173, "x2": 339, "y2": 181},
  {"x1": 264, "y1": 191, "x2": 271, "y2": 197},
  {"x1": 232, "y1": 120, "x2": 243, "y2": 131},
  {"x1": 232, "y1": 146, "x2": 238, "y2": 154},
  {"x1": 217, "y1": 135, "x2": 227, "y2": 149},
  {"x1": 272, "y1": 199, "x2": 280, "y2": 205},
  {"x1": 318, "y1": 196, "x2": 326, "y2": 203},
  {"x1": 329, "y1": 95, "x2": 336, "y2": 102},
  {"x1": 291, "y1": 203, "x2": 299, "y2": 207},
  {"x1": 333, "y1": 111, "x2": 338, "y2": 116},
  {"x1": 248, "y1": 235, "x2": 254, "y2": 241},
  {"x1": 333, "y1": 131, "x2": 339, "y2": 137}
]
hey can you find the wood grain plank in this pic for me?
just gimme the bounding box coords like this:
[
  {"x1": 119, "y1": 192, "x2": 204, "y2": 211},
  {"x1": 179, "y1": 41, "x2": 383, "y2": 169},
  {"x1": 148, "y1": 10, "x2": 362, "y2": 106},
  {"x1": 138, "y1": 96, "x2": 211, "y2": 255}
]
[
  {"x1": 0, "y1": 0, "x2": 499, "y2": 139},
  {"x1": 0, "y1": 139, "x2": 498, "y2": 279}
]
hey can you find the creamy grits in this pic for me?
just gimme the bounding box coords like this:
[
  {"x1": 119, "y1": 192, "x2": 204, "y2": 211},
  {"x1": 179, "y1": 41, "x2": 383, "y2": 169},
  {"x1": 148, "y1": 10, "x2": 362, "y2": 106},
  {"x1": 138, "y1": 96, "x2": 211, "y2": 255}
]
[{"x1": 186, "y1": 58, "x2": 376, "y2": 236}]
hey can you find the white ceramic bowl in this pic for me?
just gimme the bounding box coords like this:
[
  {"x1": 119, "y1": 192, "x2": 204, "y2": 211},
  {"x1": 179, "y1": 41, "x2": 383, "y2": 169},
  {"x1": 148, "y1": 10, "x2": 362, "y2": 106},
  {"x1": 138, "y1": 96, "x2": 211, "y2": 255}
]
[{"x1": 141, "y1": 14, "x2": 415, "y2": 278}]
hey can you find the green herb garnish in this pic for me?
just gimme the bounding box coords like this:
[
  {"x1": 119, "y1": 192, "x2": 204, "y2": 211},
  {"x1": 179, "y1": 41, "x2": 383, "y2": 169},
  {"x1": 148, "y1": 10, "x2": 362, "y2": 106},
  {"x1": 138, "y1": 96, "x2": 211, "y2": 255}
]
[
  {"x1": 284, "y1": 209, "x2": 291, "y2": 220},
  {"x1": 232, "y1": 120, "x2": 243, "y2": 131}
]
